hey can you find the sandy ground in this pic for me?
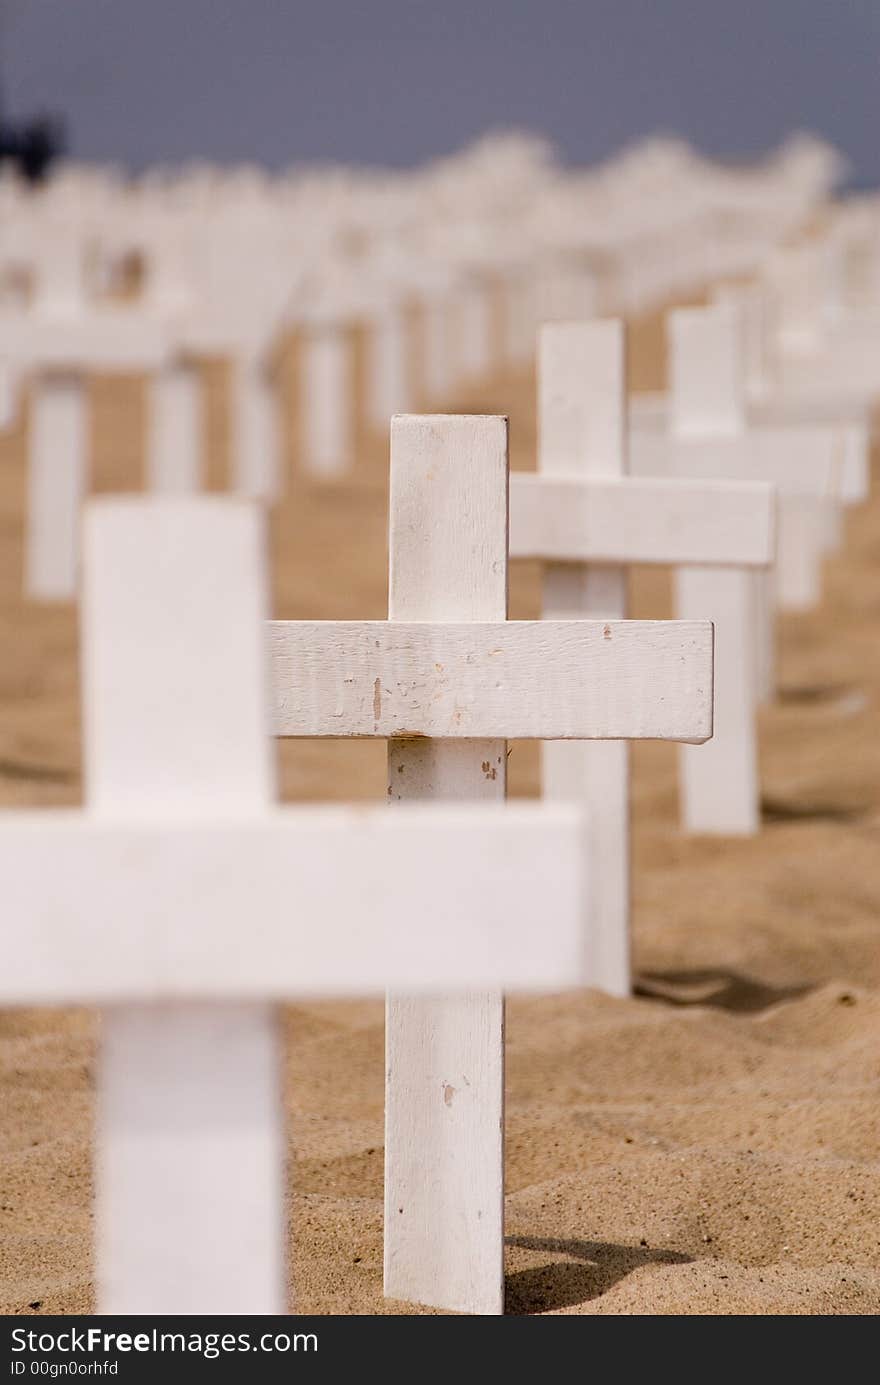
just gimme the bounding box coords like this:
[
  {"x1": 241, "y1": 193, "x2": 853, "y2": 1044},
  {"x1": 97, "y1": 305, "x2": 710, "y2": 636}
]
[{"x1": 0, "y1": 309, "x2": 878, "y2": 1315}]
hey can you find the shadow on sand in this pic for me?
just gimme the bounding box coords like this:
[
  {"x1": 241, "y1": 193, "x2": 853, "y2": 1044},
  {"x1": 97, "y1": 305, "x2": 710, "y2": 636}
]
[{"x1": 505, "y1": 1236, "x2": 691, "y2": 1313}]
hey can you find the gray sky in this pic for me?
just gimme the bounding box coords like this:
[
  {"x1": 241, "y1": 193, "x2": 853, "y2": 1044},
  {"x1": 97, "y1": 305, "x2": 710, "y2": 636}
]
[{"x1": 2, "y1": 1, "x2": 878, "y2": 185}]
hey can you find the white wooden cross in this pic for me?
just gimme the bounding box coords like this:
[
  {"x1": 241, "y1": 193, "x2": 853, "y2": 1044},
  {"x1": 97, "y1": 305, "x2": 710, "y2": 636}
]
[
  {"x1": 509, "y1": 319, "x2": 774, "y2": 991},
  {"x1": 664, "y1": 303, "x2": 843, "y2": 720},
  {"x1": 761, "y1": 242, "x2": 880, "y2": 405},
  {"x1": 628, "y1": 294, "x2": 869, "y2": 704},
  {"x1": 0, "y1": 310, "x2": 203, "y2": 600},
  {"x1": 0, "y1": 496, "x2": 592, "y2": 1315},
  {"x1": 627, "y1": 305, "x2": 846, "y2": 832},
  {"x1": 267, "y1": 413, "x2": 714, "y2": 1314}
]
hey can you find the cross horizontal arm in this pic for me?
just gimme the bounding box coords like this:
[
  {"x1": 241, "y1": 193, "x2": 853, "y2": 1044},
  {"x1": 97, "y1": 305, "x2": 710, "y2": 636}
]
[
  {"x1": 0, "y1": 804, "x2": 586, "y2": 1005},
  {"x1": 629, "y1": 427, "x2": 840, "y2": 495},
  {"x1": 629, "y1": 396, "x2": 868, "y2": 505},
  {"x1": 0, "y1": 314, "x2": 170, "y2": 372},
  {"x1": 268, "y1": 619, "x2": 714, "y2": 742},
  {"x1": 509, "y1": 475, "x2": 775, "y2": 567}
]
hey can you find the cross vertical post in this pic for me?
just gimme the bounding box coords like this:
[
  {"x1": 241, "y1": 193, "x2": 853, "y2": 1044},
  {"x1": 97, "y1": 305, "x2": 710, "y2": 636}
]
[
  {"x1": 539, "y1": 320, "x2": 630, "y2": 997},
  {"x1": 669, "y1": 307, "x2": 759, "y2": 834},
  {"x1": 384, "y1": 413, "x2": 508, "y2": 1316},
  {"x1": 84, "y1": 498, "x2": 284, "y2": 1313},
  {"x1": 147, "y1": 360, "x2": 202, "y2": 494},
  {"x1": 231, "y1": 352, "x2": 279, "y2": 499},
  {"x1": 26, "y1": 370, "x2": 87, "y2": 599}
]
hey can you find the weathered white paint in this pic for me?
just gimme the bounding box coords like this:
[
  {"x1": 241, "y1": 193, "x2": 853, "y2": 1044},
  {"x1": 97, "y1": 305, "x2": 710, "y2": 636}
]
[
  {"x1": 509, "y1": 474, "x2": 775, "y2": 567},
  {"x1": 26, "y1": 372, "x2": 87, "y2": 601},
  {"x1": 538, "y1": 319, "x2": 630, "y2": 1000},
  {"x1": 268, "y1": 619, "x2": 714, "y2": 742},
  {"x1": 267, "y1": 410, "x2": 713, "y2": 1312},
  {"x1": 0, "y1": 803, "x2": 587, "y2": 1003},
  {"x1": 384, "y1": 412, "x2": 508, "y2": 1317},
  {"x1": 147, "y1": 363, "x2": 201, "y2": 494},
  {"x1": 83, "y1": 498, "x2": 284, "y2": 1316},
  {"x1": 231, "y1": 354, "x2": 279, "y2": 499},
  {"x1": 301, "y1": 325, "x2": 352, "y2": 478}
]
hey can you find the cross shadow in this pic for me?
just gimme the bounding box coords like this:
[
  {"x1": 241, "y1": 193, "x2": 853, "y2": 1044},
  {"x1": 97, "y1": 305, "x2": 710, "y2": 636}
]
[
  {"x1": 635, "y1": 968, "x2": 811, "y2": 1014},
  {"x1": 505, "y1": 1236, "x2": 691, "y2": 1313},
  {"x1": 760, "y1": 794, "x2": 867, "y2": 825}
]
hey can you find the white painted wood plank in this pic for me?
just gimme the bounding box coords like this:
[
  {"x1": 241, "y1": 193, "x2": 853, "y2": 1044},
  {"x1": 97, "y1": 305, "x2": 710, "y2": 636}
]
[
  {"x1": 775, "y1": 493, "x2": 829, "y2": 610},
  {"x1": 668, "y1": 304, "x2": 746, "y2": 437},
  {"x1": 301, "y1": 326, "x2": 352, "y2": 478},
  {"x1": 456, "y1": 281, "x2": 494, "y2": 380},
  {"x1": 146, "y1": 363, "x2": 201, "y2": 494},
  {"x1": 82, "y1": 497, "x2": 283, "y2": 1316},
  {"x1": 25, "y1": 373, "x2": 87, "y2": 601},
  {"x1": 676, "y1": 566, "x2": 758, "y2": 834},
  {"x1": 421, "y1": 298, "x2": 453, "y2": 401},
  {"x1": 630, "y1": 426, "x2": 839, "y2": 494},
  {"x1": 538, "y1": 318, "x2": 629, "y2": 1000},
  {"x1": 0, "y1": 362, "x2": 17, "y2": 428},
  {"x1": 669, "y1": 308, "x2": 762, "y2": 835},
  {"x1": 0, "y1": 313, "x2": 169, "y2": 373},
  {"x1": 385, "y1": 412, "x2": 507, "y2": 1317},
  {"x1": 368, "y1": 305, "x2": 409, "y2": 429},
  {"x1": 753, "y1": 569, "x2": 776, "y2": 706},
  {"x1": 509, "y1": 474, "x2": 775, "y2": 566},
  {"x1": 231, "y1": 354, "x2": 279, "y2": 499},
  {"x1": 0, "y1": 804, "x2": 587, "y2": 1003},
  {"x1": 630, "y1": 395, "x2": 870, "y2": 504},
  {"x1": 268, "y1": 619, "x2": 714, "y2": 742}
]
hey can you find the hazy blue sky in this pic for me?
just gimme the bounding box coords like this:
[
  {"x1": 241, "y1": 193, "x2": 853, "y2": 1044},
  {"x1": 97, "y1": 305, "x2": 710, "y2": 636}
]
[{"x1": 1, "y1": 1, "x2": 878, "y2": 184}]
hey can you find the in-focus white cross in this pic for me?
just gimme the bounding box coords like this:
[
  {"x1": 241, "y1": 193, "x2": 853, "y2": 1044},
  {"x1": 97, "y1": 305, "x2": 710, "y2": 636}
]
[
  {"x1": 267, "y1": 412, "x2": 714, "y2": 1315},
  {"x1": 508, "y1": 318, "x2": 775, "y2": 990},
  {"x1": 0, "y1": 497, "x2": 592, "y2": 1316}
]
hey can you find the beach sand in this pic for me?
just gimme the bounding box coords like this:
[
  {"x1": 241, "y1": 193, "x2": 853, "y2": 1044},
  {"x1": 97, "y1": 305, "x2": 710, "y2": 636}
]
[{"x1": 1, "y1": 310, "x2": 878, "y2": 1314}]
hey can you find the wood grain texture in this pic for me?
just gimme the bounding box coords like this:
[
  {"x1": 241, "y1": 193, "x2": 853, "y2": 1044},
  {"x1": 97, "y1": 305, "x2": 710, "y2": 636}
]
[
  {"x1": 268, "y1": 619, "x2": 713, "y2": 743},
  {"x1": 509, "y1": 474, "x2": 775, "y2": 567},
  {"x1": 538, "y1": 319, "x2": 630, "y2": 999},
  {"x1": 83, "y1": 497, "x2": 284, "y2": 1316},
  {"x1": 0, "y1": 804, "x2": 587, "y2": 1002},
  {"x1": 385, "y1": 413, "x2": 507, "y2": 1317},
  {"x1": 26, "y1": 374, "x2": 87, "y2": 601}
]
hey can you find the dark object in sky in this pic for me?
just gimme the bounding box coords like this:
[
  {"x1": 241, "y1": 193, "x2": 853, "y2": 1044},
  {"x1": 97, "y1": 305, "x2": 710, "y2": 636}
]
[{"x1": 0, "y1": 111, "x2": 66, "y2": 182}]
